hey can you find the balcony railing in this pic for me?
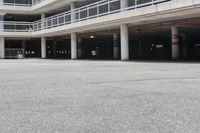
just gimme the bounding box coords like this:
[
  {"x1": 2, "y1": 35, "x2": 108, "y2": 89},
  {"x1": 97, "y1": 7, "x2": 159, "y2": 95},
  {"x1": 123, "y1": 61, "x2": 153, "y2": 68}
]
[
  {"x1": 0, "y1": 0, "x2": 171, "y2": 32},
  {"x1": 0, "y1": 0, "x2": 44, "y2": 6},
  {"x1": 32, "y1": 0, "x2": 43, "y2": 6},
  {"x1": 0, "y1": 21, "x2": 33, "y2": 32}
]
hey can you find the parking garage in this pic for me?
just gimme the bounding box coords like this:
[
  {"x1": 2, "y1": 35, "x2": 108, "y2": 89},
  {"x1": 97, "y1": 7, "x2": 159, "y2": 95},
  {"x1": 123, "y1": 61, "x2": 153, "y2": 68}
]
[
  {"x1": 127, "y1": 19, "x2": 200, "y2": 60},
  {"x1": 4, "y1": 37, "x2": 71, "y2": 59},
  {"x1": 2, "y1": 18, "x2": 200, "y2": 61},
  {"x1": 75, "y1": 19, "x2": 200, "y2": 61}
]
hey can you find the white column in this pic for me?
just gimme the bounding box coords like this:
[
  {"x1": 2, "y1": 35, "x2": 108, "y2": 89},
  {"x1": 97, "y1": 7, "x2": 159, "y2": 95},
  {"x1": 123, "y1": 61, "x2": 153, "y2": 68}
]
[
  {"x1": 0, "y1": 0, "x2": 3, "y2": 5},
  {"x1": 113, "y1": 33, "x2": 120, "y2": 59},
  {"x1": 41, "y1": 13, "x2": 46, "y2": 29},
  {"x1": 120, "y1": 24, "x2": 129, "y2": 61},
  {"x1": 172, "y1": 26, "x2": 179, "y2": 60},
  {"x1": 71, "y1": 2, "x2": 76, "y2": 22},
  {"x1": 0, "y1": 37, "x2": 5, "y2": 59},
  {"x1": 0, "y1": 14, "x2": 4, "y2": 31},
  {"x1": 120, "y1": 0, "x2": 128, "y2": 9},
  {"x1": 71, "y1": 32, "x2": 77, "y2": 59},
  {"x1": 41, "y1": 37, "x2": 46, "y2": 59}
]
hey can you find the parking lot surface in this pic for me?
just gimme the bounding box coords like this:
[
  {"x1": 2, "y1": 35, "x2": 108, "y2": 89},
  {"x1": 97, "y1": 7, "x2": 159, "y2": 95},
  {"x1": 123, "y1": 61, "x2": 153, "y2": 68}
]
[{"x1": 0, "y1": 59, "x2": 200, "y2": 133}]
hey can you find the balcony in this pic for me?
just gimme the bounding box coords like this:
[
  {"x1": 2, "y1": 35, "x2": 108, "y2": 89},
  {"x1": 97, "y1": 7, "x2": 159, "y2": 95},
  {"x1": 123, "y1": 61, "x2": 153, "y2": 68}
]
[
  {"x1": 0, "y1": 21, "x2": 33, "y2": 32},
  {"x1": 0, "y1": 0, "x2": 44, "y2": 6},
  {"x1": 0, "y1": 0, "x2": 171, "y2": 33}
]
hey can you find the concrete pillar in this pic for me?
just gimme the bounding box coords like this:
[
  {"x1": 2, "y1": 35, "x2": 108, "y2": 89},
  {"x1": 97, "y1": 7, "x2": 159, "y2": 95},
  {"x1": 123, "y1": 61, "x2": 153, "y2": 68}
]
[
  {"x1": 0, "y1": 0, "x2": 3, "y2": 5},
  {"x1": 171, "y1": 26, "x2": 179, "y2": 60},
  {"x1": 71, "y1": 32, "x2": 77, "y2": 59},
  {"x1": 120, "y1": 0, "x2": 128, "y2": 9},
  {"x1": 120, "y1": 0, "x2": 129, "y2": 61},
  {"x1": 113, "y1": 33, "x2": 120, "y2": 59},
  {"x1": 78, "y1": 38, "x2": 83, "y2": 58},
  {"x1": 120, "y1": 24, "x2": 129, "y2": 61},
  {"x1": 71, "y1": 2, "x2": 76, "y2": 22},
  {"x1": 41, "y1": 37, "x2": 46, "y2": 59},
  {"x1": 41, "y1": 13, "x2": 46, "y2": 29},
  {"x1": 0, "y1": 37, "x2": 5, "y2": 59},
  {"x1": 0, "y1": 14, "x2": 4, "y2": 31}
]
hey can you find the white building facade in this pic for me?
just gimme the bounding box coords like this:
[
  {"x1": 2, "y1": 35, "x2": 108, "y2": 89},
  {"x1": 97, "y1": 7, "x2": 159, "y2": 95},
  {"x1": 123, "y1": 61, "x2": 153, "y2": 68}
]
[{"x1": 0, "y1": 0, "x2": 200, "y2": 60}]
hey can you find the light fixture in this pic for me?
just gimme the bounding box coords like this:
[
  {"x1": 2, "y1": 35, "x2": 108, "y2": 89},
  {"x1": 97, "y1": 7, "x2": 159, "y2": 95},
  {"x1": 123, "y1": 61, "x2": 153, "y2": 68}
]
[{"x1": 90, "y1": 35, "x2": 95, "y2": 39}]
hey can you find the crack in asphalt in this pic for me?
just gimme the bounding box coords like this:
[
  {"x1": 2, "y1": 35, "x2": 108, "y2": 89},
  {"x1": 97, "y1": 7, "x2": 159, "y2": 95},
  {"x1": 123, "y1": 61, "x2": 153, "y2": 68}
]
[{"x1": 84, "y1": 77, "x2": 200, "y2": 85}]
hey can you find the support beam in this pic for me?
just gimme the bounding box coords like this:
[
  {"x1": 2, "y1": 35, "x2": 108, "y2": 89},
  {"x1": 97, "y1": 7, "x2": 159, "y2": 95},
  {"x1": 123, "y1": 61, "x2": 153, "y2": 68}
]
[
  {"x1": 41, "y1": 37, "x2": 46, "y2": 59},
  {"x1": 171, "y1": 26, "x2": 180, "y2": 60},
  {"x1": 71, "y1": 32, "x2": 78, "y2": 59},
  {"x1": 113, "y1": 33, "x2": 120, "y2": 59},
  {"x1": 120, "y1": 24, "x2": 129, "y2": 61},
  {"x1": 0, "y1": 14, "x2": 4, "y2": 31},
  {"x1": 0, "y1": 37, "x2": 4, "y2": 59},
  {"x1": 41, "y1": 13, "x2": 46, "y2": 29},
  {"x1": 120, "y1": 0, "x2": 128, "y2": 9},
  {"x1": 71, "y1": 2, "x2": 76, "y2": 22}
]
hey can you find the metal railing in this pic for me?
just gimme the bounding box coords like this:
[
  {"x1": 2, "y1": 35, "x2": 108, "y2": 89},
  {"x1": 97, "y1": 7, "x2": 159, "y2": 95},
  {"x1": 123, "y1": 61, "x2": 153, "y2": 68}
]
[
  {"x1": 32, "y1": 0, "x2": 43, "y2": 5},
  {"x1": 0, "y1": 0, "x2": 171, "y2": 32},
  {"x1": 35, "y1": 0, "x2": 170, "y2": 31},
  {"x1": 0, "y1": 21, "x2": 33, "y2": 32},
  {"x1": 0, "y1": 0, "x2": 44, "y2": 6},
  {"x1": 5, "y1": 48, "x2": 25, "y2": 59}
]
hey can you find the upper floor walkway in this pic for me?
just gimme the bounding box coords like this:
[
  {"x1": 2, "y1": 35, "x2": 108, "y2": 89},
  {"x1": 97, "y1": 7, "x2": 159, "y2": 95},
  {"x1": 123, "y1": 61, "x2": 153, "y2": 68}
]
[
  {"x1": 1, "y1": 0, "x2": 43, "y2": 6},
  {"x1": 0, "y1": 0, "x2": 74, "y2": 14},
  {"x1": 0, "y1": 0, "x2": 200, "y2": 37}
]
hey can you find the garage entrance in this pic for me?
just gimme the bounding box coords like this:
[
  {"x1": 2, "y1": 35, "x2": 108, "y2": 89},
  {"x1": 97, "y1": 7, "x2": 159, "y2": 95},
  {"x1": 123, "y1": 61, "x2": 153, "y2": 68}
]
[
  {"x1": 79, "y1": 32, "x2": 118, "y2": 60},
  {"x1": 5, "y1": 39, "x2": 41, "y2": 59},
  {"x1": 129, "y1": 28, "x2": 171, "y2": 60},
  {"x1": 46, "y1": 38, "x2": 71, "y2": 59}
]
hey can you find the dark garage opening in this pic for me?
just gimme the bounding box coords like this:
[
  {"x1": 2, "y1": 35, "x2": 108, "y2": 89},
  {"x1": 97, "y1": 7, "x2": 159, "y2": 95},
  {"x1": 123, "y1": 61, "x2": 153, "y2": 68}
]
[
  {"x1": 81, "y1": 35, "x2": 113, "y2": 59},
  {"x1": 46, "y1": 39, "x2": 71, "y2": 59},
  {"x1": 129, "y1": 28, "x2": 171, "y2": 60}
]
